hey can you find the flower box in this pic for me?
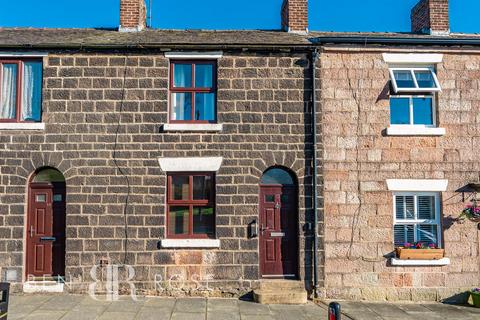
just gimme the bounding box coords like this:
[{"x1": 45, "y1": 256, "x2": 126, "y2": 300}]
[{"x1": 395, "y1": 248, "x2": 444, "y2": 260}]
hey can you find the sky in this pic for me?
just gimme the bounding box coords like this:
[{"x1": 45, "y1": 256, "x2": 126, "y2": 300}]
[{"x1": 0, "y1": 0, "x2": 478, "y2": 34}]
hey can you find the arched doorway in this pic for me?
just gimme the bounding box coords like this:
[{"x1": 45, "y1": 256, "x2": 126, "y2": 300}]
[
  {"x1": 259, "y1": 166, "x2": 298, "y2": 278},
  {"x1": 26, "y1": 168, "x2": 66, "y2": 278}
]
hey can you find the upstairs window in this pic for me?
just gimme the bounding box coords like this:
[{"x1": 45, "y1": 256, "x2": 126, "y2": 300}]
[
  {"x1": 169, "y1": 61, "x2": 216, "y2": 123},
  {"x1": 393, "y1": 192, "x2": 441, "y2": 248},
  {"x1": 389, "y1": 67, "x2": 441, "y2": 93},
  {"x1": 167, "y1": 173, "x2": 215, "y2": 239},
  {"x1": 390, "y1": 96, "x2": 434, "y2": 126},
  {"x1": 0, "y1": 60, "x2": 43, "y2": 123},
  {"x1": 389, "y1": 66, "x2": 440, "y2": 128}
]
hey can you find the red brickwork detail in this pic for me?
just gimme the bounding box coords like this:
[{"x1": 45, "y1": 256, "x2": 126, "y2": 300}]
[
  {"x1": 411, "y1": 0, "x2": 449, "y2": 34},
  {"x1": 120, "y1": 0, "x2": 146, "y2": 30},
  {"x1": 281, "y1": 0, "x2": 308, "y2": 32}
]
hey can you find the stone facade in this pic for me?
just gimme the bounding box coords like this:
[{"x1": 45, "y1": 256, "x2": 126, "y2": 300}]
[
  {"x1": 0, "y1": 50, "x2": 322, "y2": 295},
  {"x1": 320, "y1": 48, "x2": 480, "y2": 301}
]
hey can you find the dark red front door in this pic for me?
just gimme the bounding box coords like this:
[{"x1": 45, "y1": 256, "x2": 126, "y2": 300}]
[
  {"x1": 26, "y1": 183, "x2": 66, "y2": 277},
  {"x1": 259, "y1": 185, "x2": 298, "y2": 277},
  {"x1": 26, "y1": 185, "x2": 53, "y2": 277}
]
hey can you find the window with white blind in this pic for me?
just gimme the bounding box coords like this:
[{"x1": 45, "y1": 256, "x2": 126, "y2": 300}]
[{"x1": 393, "y1": 192, "x2": 441, "y2": 247}]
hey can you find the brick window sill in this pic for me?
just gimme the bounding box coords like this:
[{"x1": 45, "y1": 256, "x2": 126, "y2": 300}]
[
  {"x1": 159, "y1": 239, "x2": 220, "y2": 249},
  {"x1": 386, "y1": 126, "x2": 446, "y2": 136},
  {"x1": 162, "y1": 123, "x2": 223, "y2": 132},
  {"x1": 0, "y1": 123, "x2": 45, "y2": 130},
  {"x1": 390, "y1": 257, "x2": 450, "y2": 266}
]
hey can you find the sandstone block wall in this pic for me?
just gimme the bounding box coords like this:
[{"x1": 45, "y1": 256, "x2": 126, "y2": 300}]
[{"x1": 320, "y1": 49, "x2": 480, "y2": 301}]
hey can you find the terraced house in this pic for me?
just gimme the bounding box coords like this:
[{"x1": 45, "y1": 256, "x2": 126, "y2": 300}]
[{"x1": 0, "y1": 0, "x2": 479, "y2": 303}]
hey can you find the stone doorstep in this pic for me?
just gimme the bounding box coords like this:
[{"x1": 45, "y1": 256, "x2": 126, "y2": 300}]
[
  {"x1": 253, "y1": 289, "x2": 308, "y2": 305},
  {"x1": 254, "y1": 280, "x2": 308, "y2": 304},
  {"x1": 23, "y1": 281, "x2": 64, "y2": 293}
]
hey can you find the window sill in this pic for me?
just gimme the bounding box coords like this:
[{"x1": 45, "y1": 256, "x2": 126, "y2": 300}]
[
  {"x1": 386, "y1": 126, "x2": 445, "y2": 136},
  {"x1": 162, "y1": 123, "x2": 223, "y2": 132},
  {"x1": 159, "y1": 239, "x2": 220, "y2": 249},
  {"x1": 390, "y1": 257, "x2": 450, "y2": 266},
  {"x1": 0, "y1": 122, "x2": 45, "y2": 130}
]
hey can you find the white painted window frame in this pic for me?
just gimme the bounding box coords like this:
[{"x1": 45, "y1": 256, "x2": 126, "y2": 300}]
[
  {"x1": 159, "y1": 239, "x2": 220, "y2": 248},
  {"x1": 0, "y1": 123, "x2": 45, "y2": 130},
  {"x1": 162, "y1": 123, "x2": 223, "y2": 132},
  {"x1": 382, "y1": 53, "x2": 443, "y2": 64},
  {"x1": 389, "y1": 94, "x2": 436, "y2": 127},
  {"x1": 389, "y1": 67, "x2": 441, "y2": 93},
  {"x1": 393, "y1": 191, "x2": 442, "y2": 248}
]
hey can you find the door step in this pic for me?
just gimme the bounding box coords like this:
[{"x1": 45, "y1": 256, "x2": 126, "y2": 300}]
[
  {"x1": 253, "y1": 280, "x2": 307, "y2": 304},
  {"x1": 23, "y1": 280, "x2": 64, "y2": 293}
]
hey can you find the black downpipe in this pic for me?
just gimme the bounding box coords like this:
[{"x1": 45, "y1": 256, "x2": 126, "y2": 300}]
[{"x1": 311, "y1": 49, "x2": 319, "y2": 295}]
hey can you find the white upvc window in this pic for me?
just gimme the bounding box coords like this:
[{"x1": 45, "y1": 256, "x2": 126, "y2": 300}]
[
  {"x1": 389, "y1": 67, "x2": 441, "y2": 93},
  {"x1": 389, "y1": 95, "x2": 436, "y2": 127},
  {"x1": 393, "y1": 192, "x2": 442, "y2": 248}
]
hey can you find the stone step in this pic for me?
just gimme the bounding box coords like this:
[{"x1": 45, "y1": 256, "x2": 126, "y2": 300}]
[
  {"x1": 253, "y1": 289, "x2": 308, "y2": 304},
  {"x1": 259, "y1": 280, "x2": 305, "y2": 291},
  {"x1": 23, "y1": 281, "x2": 64, "y2": 293}
]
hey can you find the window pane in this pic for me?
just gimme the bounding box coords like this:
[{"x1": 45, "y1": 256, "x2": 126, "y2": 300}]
[
  {"x1": 390, "y1": 97, "x2": 410, "y2": 125},
  {"x1": 395, "y1": 196, "x2": 405, "y2": 220},
  {"x1": 393, "y1": 70, "x2": 415, "y2": 88},
  {"x1": 171, "y1": 93, "x2": 192, "y2": 121},
  {"x1": 418, "y1": 196, "x2": 435, "y2": 220},
  {"x1": 168, "y1": 206, "x2": 189, "y2": 235},
  {"x1": 193, "y1": 206, "x2": 215, "y2": 237},
  {"x1": 194, "y1": 93, "x2": 215, "y2": 121},
  {"x1": 173, "y1": 64, "x2": 192, "y2": 88},
  {"x1": 0, "y1": 64, "x2": 18, "y2": 119},
  {"x1": 195, "y1": 64, "x2": 213, "y2": 88},
  {"x1": 171, "y1": 176, "x2": 189, "y2": 200},
  {"x1": 415, "y1": 70, "x2": 436, "y2": 88},
  {"x1": 260, "y1": 168, "x2": 294, "y2": 185},
  {"x1": 413, "y1": 97, "x2": 433, "y2": 125},
  {"x1": 22, "y1": 62, "x2": 42, "y2": 121},
  {"x1": 417, "y1": 224, "x2": 438, "y2": 245},
  {"x1": 395, "y1": 195, "x2": 414, "y2": 220},
  {"x1": 193, "y1": 175, "x2": 212, "y2": 200},
  {"x1": 36, "y1": 194, "x2": 46, "y2": 202},
  {"x1": 394, "y1": 224, "x2": 414, "y2": 246}
]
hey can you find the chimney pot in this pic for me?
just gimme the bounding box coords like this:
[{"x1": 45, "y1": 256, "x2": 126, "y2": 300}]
[{"x1": 411, "y1": 0, "x2": 450, "y2": 35}]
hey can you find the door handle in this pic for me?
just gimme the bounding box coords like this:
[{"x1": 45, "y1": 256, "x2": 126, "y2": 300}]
[{"x1": 274, "y1": 203, "x2": 281, "y2": 209}]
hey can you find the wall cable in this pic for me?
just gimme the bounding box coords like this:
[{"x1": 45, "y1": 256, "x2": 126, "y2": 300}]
[{"x1": 112, "y1": 55, "x2": 131, "y2": 266}]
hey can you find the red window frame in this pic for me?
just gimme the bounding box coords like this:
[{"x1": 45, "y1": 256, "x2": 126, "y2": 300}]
[
  {"x1": 168, "y1": 60, "x2": 217, "y2": 123},
  {"x1": 0, "y1": 59, "x2": 43, "y2": 123},
  {"x1": 166, "y1": 172, "x2": 216, "y2": 239}
]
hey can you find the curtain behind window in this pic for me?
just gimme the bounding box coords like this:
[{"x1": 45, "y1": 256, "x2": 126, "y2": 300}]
[
  {"x1": 22, "y1": 62, "x2": 42, "y2": 121},
  {"x1": 0, "y1": 64, "x2": 18, "y2": 119}
]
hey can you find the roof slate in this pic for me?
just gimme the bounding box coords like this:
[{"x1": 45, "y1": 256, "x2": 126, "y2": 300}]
[{"x1": 1, "y1": 28, "x2": 480, "y2": 50}]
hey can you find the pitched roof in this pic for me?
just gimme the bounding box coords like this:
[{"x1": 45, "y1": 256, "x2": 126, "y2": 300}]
[
  {"x1": 0, "y1": 28, "x2": 311, "y2": 49},
  {"x1": 1, "y1": 28, "x2": 480, "y2": 50}
]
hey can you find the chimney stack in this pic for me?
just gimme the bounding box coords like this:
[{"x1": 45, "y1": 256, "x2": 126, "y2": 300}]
[
  {"x1": 119, "y1": 0, "x2": 146, "y2": 32},
  {"x1": 281, "y1": 0, "x2": 308, "y2": 34},
  {"x1": 411, "y1": 0, "x2": 450, "y2": 35}
]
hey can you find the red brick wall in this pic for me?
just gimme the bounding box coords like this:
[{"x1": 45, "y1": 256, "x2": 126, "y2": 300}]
[
  {"x1": 411, "y1": 0, "x2": 449, "y2": 34},
  {"x1": 281, "y1": 0, "x2": 308, "y2": 33},
  {"x1": 120, "y1": 0, "x2": 146, "y2": 30}
]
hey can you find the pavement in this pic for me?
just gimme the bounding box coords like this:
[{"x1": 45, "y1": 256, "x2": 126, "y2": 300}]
[
  {"x1": 333, "y1": 300, "x2": 480, "y2": 320},
  {"x1": 8, "y1": 294, "x2": 327, "y2": 320},
  {"x1": 7, "y1": 294, "x2": 480, "y2": 320}
]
